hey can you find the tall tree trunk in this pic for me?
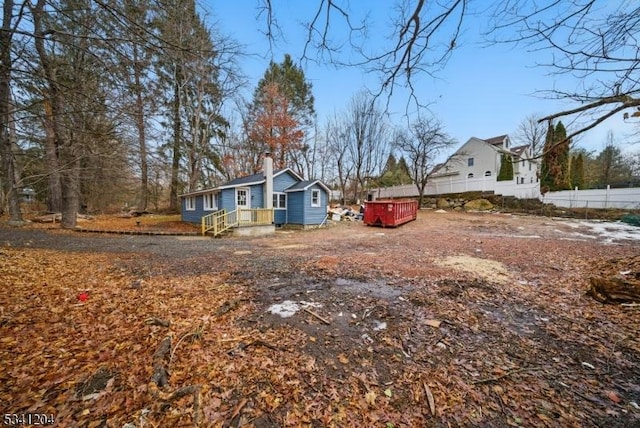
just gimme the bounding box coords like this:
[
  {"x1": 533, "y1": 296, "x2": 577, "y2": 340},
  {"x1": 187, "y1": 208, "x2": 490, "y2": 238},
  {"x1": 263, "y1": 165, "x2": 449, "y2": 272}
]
[
  {"x1": 133, "y1": 48, "x2": 149, "y2": 210},
  {"x1": 42, "y1": 99, "x2": 62, "y2": 212},
  {"x1": 60, "y1": 155, "x2": 80, "y2": 228},
  {"x1": 32, "y1": 0, "x2": 77, "y2": 228},
  {"x1": 0, "y1": 0, "x2": 23, "y2": 224},
  {"x1": 168, "y1": 75, "x2": 181, "y2": 212}
]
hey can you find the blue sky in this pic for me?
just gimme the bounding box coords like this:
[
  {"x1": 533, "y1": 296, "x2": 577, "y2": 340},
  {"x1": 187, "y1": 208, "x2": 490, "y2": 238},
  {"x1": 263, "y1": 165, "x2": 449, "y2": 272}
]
[{"x1": 203, "y1": 1, "x2": 633, "y2": 154}]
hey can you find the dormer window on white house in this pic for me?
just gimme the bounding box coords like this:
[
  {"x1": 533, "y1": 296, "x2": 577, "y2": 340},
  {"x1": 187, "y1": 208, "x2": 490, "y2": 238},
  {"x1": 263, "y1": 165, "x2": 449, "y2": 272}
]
[{"x1": 468, "y1": 158, "x2": 474, "y2": 167}]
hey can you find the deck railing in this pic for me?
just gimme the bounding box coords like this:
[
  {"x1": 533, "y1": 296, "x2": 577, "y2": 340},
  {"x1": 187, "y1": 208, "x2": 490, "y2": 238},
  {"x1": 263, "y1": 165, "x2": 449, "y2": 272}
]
[{"x1": 201, "y1": 208, "x2": 273, "y2": 236}]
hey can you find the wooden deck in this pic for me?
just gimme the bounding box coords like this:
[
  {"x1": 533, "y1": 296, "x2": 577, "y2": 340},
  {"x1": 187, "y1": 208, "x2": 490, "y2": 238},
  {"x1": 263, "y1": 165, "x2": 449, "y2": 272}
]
[{"x1": 201, "y1": 208, "x2": 274, "y2": 236}]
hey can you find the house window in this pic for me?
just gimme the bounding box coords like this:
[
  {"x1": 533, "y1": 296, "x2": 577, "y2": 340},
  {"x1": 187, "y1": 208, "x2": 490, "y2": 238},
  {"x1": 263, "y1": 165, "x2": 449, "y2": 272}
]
[
  {"x1": 529, "y1": 162, "x2": 532, "y2": 171},
  {"x1": 484, "y1": 171, "x2": 492, "y2": 177},
  {"x1": 237, "y1": 189, "x2": 247, "y2": 206},
  {"x1": 203, "y1": 193, "x2": 216, "y2": 211},
  {"x1": 273, "y1": 192, "x2": 287, "y2": 209},
  {"x1": 467, "y1": 158, "x2": 474, "y2": 167},
  {"x1": 311, "y1": 189, "x2": 321, "y2": 207},
  {"x1": 185, "y1": 196, "x2": 195, "y2": 211},
  {"x1": 521, "y1": 159, "x2": 525, "y2": 166},
  {"x1": 467, "y1": 173, "x2": 474, "y2": 179}
]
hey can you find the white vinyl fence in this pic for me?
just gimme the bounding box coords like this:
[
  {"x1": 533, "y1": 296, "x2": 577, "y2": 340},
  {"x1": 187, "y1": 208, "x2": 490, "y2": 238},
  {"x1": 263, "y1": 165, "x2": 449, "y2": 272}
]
[
  {"x1": 541, "y1": 186, "x2": 640, "y2": 210},
  {"x1": 370, "y1": 176, "x2": 540, "y2": 200},
  {"x1": 370, "y1": 179, "x2": 640, "y2": 210}
]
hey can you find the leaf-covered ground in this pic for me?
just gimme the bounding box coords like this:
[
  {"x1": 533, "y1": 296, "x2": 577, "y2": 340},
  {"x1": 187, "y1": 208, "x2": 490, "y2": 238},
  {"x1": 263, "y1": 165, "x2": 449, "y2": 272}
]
[{"x1": 1, "y1": 211, "x2": 639, "y2": 427}]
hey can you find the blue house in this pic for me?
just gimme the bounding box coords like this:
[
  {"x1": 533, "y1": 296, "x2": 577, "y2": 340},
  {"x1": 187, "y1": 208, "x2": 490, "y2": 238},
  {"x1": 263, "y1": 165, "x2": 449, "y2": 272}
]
[{"x1": 180, "y1": 156, "x2": 330, "y2": 235}]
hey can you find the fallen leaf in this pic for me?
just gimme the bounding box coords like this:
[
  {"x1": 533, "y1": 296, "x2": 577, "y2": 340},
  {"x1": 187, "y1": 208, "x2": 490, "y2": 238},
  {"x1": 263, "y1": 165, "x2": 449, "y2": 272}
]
[
  {"x1": 365, "y1": 390, "x2": 377, "y2": 406},
  {"x1": 424, "y1": 382, "x2": 435, "y2": 416},
  {"x1": 384, "y1": 388, "x2": 393, "y2": 398},
  {"x1": 425, "y1": 319, "x2": 441, "y2": 328},
  {"x1": 607, "y1": 391, "x2": 621, "y2": 403}
]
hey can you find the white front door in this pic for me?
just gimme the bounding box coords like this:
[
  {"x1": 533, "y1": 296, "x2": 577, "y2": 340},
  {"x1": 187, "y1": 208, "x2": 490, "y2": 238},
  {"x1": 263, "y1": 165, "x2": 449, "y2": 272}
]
[{"x1": 236, "y1": 188, "x2": 251, "y2": 221}]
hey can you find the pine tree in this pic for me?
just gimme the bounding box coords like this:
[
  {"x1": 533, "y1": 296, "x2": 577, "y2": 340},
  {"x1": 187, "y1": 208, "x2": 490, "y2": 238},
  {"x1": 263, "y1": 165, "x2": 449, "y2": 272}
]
[
  {"x1": 554, "y1": 122, "x2": 571, "y2": 190},
  {"x1": 248, "y1": 82, "x2": 304, "y2": 170},
  {"x1": 540, "y1": 120, "x2": 571, "y2": 191},
  {"x1": 497, "y1": 153, "x2": 514, "y2": 181},
  {"x1": 540, "y1": 122, "x2": 555, "y2": 192},
  {"x1": 570, "y1": 153, "x2": 584, "y2": 189}
]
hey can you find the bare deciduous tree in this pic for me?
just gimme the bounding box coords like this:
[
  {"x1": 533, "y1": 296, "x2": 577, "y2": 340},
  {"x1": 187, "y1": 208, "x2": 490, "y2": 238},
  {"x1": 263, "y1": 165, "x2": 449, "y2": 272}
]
[
  {"x1": 395, "y1": 116, "x2": 456, "y2": 206},
  {"x1": 0, "y1": 0, "x2": 24, "y2": 224},
  {"x1": 513, "y1": 114, "x2": 547, "y2": 157},
  {"x1": 260, "y1": 1, "x2": 639, "y2": 140},
  {"x1": 325, "y1": 112, "x2": 352, "y2": 205},
  {"x1": 488, "y1": 1, "x2": 640, "y2": 141},
  {"x1": 344, "y1": 92, "x2": 390, "y2": 202}
]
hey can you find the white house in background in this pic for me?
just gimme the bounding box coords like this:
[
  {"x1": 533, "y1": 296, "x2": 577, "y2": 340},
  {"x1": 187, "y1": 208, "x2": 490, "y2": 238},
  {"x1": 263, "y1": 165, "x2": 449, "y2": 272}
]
[
  {"x1": 368, "y1": 134, "x2": 541, "y2": 200},
  {"x1": 430, "y1": 134, "x2": 539, "y2": 186}
]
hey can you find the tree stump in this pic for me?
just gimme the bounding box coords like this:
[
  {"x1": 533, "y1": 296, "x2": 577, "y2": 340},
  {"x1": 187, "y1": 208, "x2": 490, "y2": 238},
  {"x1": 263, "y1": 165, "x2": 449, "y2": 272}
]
[{"x1": 587, "y1": 256, "x2": 640, "y2": 304}]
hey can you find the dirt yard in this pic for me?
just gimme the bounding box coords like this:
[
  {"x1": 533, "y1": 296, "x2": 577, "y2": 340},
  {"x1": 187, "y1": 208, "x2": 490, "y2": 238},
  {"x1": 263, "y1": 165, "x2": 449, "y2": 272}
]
[{"x1": 1, "y1": 211, "x2": 639, "y2": 427}]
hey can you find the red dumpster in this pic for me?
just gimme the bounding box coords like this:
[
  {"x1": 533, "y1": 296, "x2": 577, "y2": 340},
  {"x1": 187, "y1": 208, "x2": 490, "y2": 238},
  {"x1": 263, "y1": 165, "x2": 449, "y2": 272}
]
[{"x1": 364, "y1": 199, "x2": 418, "y2": 227}]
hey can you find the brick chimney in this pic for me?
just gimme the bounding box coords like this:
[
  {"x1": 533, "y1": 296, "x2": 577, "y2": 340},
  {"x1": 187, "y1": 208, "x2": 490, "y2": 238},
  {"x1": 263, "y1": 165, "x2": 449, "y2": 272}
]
[{"x1": 263, "y1": 152, "x2": 273, "y2": 209}]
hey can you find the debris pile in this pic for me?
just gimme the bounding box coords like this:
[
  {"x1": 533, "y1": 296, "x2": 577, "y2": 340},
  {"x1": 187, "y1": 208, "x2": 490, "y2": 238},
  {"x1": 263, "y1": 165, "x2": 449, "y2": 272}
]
[{"x1": 328, "y1": 205, "x2": 363, "y2": 221}]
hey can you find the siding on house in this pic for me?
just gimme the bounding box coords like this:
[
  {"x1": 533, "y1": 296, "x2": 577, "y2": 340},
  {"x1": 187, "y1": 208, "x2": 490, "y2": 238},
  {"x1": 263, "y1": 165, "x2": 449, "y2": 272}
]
[
  {"x1": 274, "y1": 172, "x2": 298, "y2": 192},
  {"x1": 285, "y1": 181, "x2": 330, "y2": 225},
  {"x1": 286, "y1": 192, "x2": 305, "y2": 224},
  {"x1": 274, "y1": 209, "x2": 287, "y2": 225},
  {"x1": 180, "y1": 168, "x2": 329, "y2": 227},
  {"x1": 181, "y1": 191, "x2": 220, "y2": 223},
  {"x1": 181, "y1": 196, "x2": 203, "y2": 223},
  {"x1": 220, "y1": 188, "x2": 237, "y2": 211},
  {"x1": 304, "y1": 183, "x2": 329, "y2": 224},
  {"x1": 430, "y1": 135, "x2": 539, "y2": 186}
]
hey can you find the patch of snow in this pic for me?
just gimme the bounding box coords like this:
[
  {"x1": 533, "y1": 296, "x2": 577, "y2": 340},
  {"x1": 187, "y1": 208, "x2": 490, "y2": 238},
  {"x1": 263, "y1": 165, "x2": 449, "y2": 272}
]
[
  {"x1": 266, "y1": 300, "x2": 322, "y2": 318},
  {"x1": 373, "y1": 321, "x2": 387, "y2": 331},
  {"x1": 559, "y1": 220, "x2": 640, "y2": 243},
  {"x1": 267, "y1": 300, "x2": 300, "y2": 318}
]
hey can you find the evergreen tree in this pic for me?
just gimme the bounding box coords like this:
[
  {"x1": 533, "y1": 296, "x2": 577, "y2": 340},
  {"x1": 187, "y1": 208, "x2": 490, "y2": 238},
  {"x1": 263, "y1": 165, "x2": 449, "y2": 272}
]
[
  {"x1": 594, "y1": 142, "x2": 633, "y2": 187},
  {"x1": 497, "y1": 153, "x2": 514, "y2": 181},
  {"x1": 248, "y1": 54, "x2": 315, "y2": 175},
  {"x1": 382, "y1": 153, "x2": 397, "y2": 175},
  {"x1": 397, "y1": 157, "x2": 412, "y2": 184},
  {"x1": 570, "y1": 153, "x2": 585, "y2": 189},
  {"x1": 540, "y1": 120, "x2": 571, "y2": 191},
  {"x1": 554, "y1": 122, "x2": 571, "y2": 190},
  {"x1": 255, "y1": 54, "x2": 315, "y2": 127},
  {"x1": 540, "y1": 121, "x2": 554, "y2": 191}
]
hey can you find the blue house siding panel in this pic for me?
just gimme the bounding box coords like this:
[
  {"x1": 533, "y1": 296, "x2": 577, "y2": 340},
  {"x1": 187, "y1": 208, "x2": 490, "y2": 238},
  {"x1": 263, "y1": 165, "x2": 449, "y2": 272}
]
[
  {"x1": 303, "y1": 184, "x2": 329, "y2": 225},
  {"x1": 181, "y1": 194, "x2": 204, "y2": 224},
  {"x1": 274, "y1": 209, "x2": 287, "y2": 225},
  {"x1": 249, "y1": 184, "x2": 264, "y2": 208},
  {"x1": 274, "y1": 172, "x2": 298, "y2": 193},
  {"x1": 286, "y1": 192, "x2": 305, "y2": 224},
  {"x1": 220, "y1": 189, "x2": 236, "y2": 212}
]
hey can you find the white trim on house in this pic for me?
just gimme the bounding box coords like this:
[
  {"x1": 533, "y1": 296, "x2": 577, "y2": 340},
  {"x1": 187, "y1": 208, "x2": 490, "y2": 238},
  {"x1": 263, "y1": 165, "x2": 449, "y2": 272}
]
[
  {"x1": 236, "y1": 187, "x2": 250, "y2": 209},
  {"x1": 284, "y1": 180, "x2": 332, "y2": 193},
  {"x1": 273, "y1": 192, "x2": 287, "y2": 209},
  {"x1": 185, "y1": 196, "x2": 196, "y2": 211},
  {"x1": 203, "y1": 192, "x2": 217, "y2": 211},
  {"x1": 311, "y1": 189, "x2": 321, "y2": 207}
]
